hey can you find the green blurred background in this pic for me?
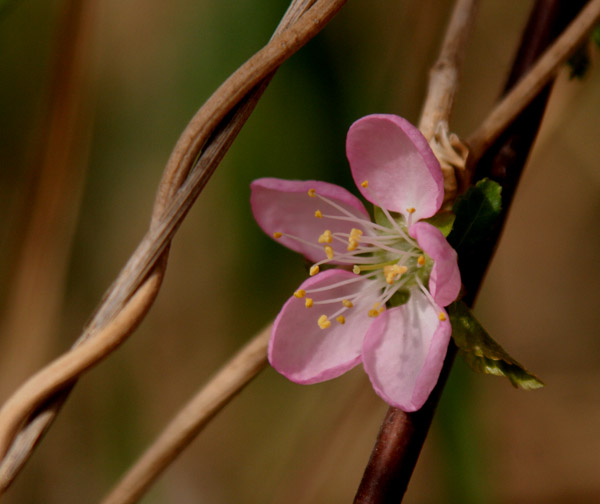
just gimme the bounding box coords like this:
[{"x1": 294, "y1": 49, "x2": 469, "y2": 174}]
[{"x1": 1, "y1": 0, "x2": 600, "y2": 502}]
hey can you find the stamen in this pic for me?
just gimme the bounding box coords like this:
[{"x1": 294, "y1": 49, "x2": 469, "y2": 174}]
[
  {"x1": 324, "y1": 246, "x2": 334, "y2": 260},
  {"x1": 317, "y1": 314, "x2": 331, "y2": 329},
  {"x1": 305, "y1": 298, "x2": 313, "y2": 308},
  {"x1": 415, "y1": 275, "x2": 445, "y2": 320},
  {"x1": 275, "y1": 232, "x2": 326, "y2": 252},
  {"x1": 308, "y1": 188, "x2": 317, "y2": 198},
  {"x1": 314, "y1": 210, "x2": 323, "y2": 218},
  {"x1": 354, "y1": 259, "x2": 402, "y2": 274},
  {"x1": 361, "y1": 180, "x2": 369, "y2": 188},
  {"x1": 294, "y1": 289, "x2": 306, "y2": 298},
  {"x1": 346, "y1": 228, "x2": 363, "y2": 251},
  {"x1": 357, "y1": 184, "x2": 418, "y2": 247},
  {"x1": 342, "y1": 299, "x2": 353, "y2": 308},
  {"x1": 310, "y1": 265, "x2": 320, "y2": 276},
  {"x1": 318, "y1": 230, "x2": 333, "y2": 244},
  {"x1": 383, "y1": 264, "x2": 408, "y2": 284},
  {"x1": 417, "y1": 255, "x2": 426, "y2": 266},
  {"x1": 407, "y1": 207, "x2": 416, "y2": 214},
  {"x1": 305, "y1": 271, "x2": 378, "y2": 293},
  {"x1": 368, "y1": 302, "x2": 382, "y2": 318},
  {"x1": 336, "y1": 315, "x2": 346, "y2": 325},
  {"x1": 347, "y1": 239, "x2": 359, "y2": 252}
]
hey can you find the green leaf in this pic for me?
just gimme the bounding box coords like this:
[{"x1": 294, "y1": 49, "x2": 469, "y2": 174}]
[
  {"x1": 449, "y1": 302, "x2": 544, "y2": 391},
  {"x1": 423, "y1": 212, "x2": 455, "y2": 237},
  {"x1": 448, "y1": 178, "x2": 502, "y2": 254}
]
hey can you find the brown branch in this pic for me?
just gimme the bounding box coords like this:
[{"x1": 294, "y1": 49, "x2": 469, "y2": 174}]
[
  {"x1": 353, "y1": 1, "x2": 589, "y2": 502},
  {"x1": 465, "y1": 0, "x2": 600, "y2": 172},
  {"x1": 0, "y1": 0, "x2": 347, "y2": 493}
]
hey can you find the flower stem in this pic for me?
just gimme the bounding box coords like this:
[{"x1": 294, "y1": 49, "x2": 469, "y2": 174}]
[{"x1": 353, "y1": 0, "x2": 586, "y2": 502}]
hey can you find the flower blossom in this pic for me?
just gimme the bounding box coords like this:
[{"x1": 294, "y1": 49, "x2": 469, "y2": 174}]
[{"x1": 250, "y1": 114, "x2": 461, "y2": 411}]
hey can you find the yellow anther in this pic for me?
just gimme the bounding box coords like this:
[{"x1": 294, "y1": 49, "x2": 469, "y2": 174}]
[
  {"x1": 305, "y1": 298, "x2": 313, "y2": 308},
  {"x1": 318, "y1": 314, "x2": 331, "y2": 329},
  {"x1": 336, "y1": 315, "x2": 346, "y2": 325},
  {"x1": 318, "y1": 230, "x2": 333, "y2": 244},
  {"x1": 342, "y1": 299, "x2": 354, "y2": 308},
  {"x1": 407, "y1": 207, "x2": 416, "y2": 214},
  {"x1": 308, "y1": 188, "x2": 317, "y2": 198},
  {"x1": 347, "y1": 228, "x2": 362, "y2": 251},
  {"x1": 273, "y1": 232, "x2": 283, "y2": 239},
  {"x1": 310, "y1": 265, "x2": 320, "y2": 276},
  {"x1": 325, "y1": 245, "x2": 334, "y2": 260},
  {"x1": 438, "y1": 312, "x2": 447, "y2": 321},
  {"x1": 368, "y1": 302, "x2": 383, "y2": 317},
  {"x1": 314, "y1": 210, "x2": 323, "y2": 218},
  {"x1": 353, "y1": 265, "x2": 361, "y2": 275},
  {"x1": 294, "y1": 289, "x2": 306, "y2": 298},
  {"x1": 361, "y1": 180, "x2": 369, "y2": 188},
  {"x1": 417, "y1": 255, "x2": 426, "y2": 266},
  {"x1": 383, "y1": 264, "x2": 408, "y2": 284}
]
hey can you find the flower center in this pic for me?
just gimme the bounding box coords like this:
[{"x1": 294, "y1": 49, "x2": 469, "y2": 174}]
[{"x1": 275, "y1": 185, "x2": 439, "y2": 329}]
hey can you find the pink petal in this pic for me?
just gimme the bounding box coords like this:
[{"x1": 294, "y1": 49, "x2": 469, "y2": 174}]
[
  {"x1": 269, "y1": 269, "x2": 380, "y2": 384},
  {"x1": 346, "y1": 114, "x2": 444, "y2": 222},
  {"x1": 250, "y1": 178, "x2": 370, "y2": 263},
  {"x1": 410, "y1": 221, "x2": 461, "y2": 307},
  {"x1": 362, "y1": 292, "x2": 451, "y2": 411}
]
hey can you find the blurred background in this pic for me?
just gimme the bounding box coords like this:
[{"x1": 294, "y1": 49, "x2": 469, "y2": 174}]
[{"x1": 1, "y1": 0, "x2": 599, "y2": 502}]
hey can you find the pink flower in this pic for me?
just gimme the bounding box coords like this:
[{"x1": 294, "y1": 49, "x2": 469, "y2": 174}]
[{"x1": 250, "y1": 114, "x2": 461, "y2": 412}]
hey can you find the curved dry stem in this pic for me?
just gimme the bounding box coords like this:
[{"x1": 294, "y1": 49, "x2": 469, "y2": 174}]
[
  {"x1": 418, "y1": 0, "x2": 479, "y2": 206},
  {"x1": 465, "y1": 0, "x2": 600, "y2": 170},
  {"x1": 0, "y1": 0, "x2": 347, "y2": 493},
  {"x1": 101, "y1": 325, "x2": 271, "y2": 504},
  {"x1": 0, "y1": 268, "x2": 163, "y2": 486},
  {"x1": 418, "y1": 0, "x2": 479, "y2": 140}
]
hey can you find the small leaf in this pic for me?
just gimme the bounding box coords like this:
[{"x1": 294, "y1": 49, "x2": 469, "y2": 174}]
[
  {"x1": 448, "y1": 178, "x2": 502, "y2": 254},
  {"x1": 449, "y1": 302, "x2": 544, "y2": 390},
  {"x1": 423, "y1": 211, "x2": 455, "y2": 237}
]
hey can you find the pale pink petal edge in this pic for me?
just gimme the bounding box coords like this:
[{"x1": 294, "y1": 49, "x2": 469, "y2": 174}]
[
  {"x1": 346, "y1": 114, "x2": 444, "y2": 219},
  {"x1": 409, "y1": 308, "x2": 452, "y2": 410},
  {"x1": 250, "y1": 177, "x2": 369, "y2": 220},
  {"x1": 268, "y1": 269, "x2": 365, "y2": 384},
  {"x1": 411, "y1": 221, "x2": 461, "y2": 307}
]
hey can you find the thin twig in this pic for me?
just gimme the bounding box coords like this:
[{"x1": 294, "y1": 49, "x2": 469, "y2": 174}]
[
  {"x1": 101, "y1": 325, "x2": 271, "y2": 504},
  {"x1": 0, "y1": 0, "x2": 347, "y2": 493},
  {"x1": 418, "y1": 0, "x2": 479, "y2": 206},
  {"x1": 465, "y1": 0, "x2": 600, "y2": 171},
  {"x1": 418, "y1": 0, "x2": 479, "y2": 140}
]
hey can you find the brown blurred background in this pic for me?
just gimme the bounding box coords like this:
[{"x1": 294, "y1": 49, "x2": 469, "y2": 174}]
[{"x1": 1, "y1": 0, "x2": 599, "y2": 502}]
